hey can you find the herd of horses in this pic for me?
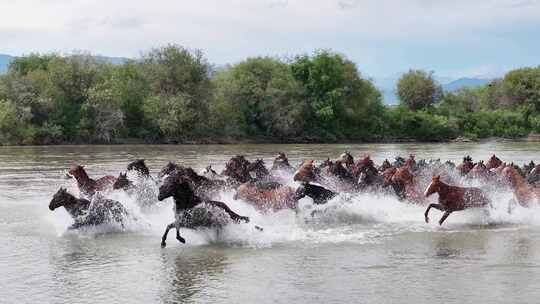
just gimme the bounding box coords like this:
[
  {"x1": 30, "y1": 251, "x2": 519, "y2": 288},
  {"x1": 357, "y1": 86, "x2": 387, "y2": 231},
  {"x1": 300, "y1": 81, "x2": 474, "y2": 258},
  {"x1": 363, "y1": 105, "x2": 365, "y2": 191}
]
[{"x1": 48, "y1": 152, "x2": 540, "y2": 246}]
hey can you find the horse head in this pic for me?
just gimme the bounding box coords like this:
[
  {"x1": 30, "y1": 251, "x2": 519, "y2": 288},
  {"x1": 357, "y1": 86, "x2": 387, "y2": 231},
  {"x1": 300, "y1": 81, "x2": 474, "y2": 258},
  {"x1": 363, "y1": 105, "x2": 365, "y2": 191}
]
[
  {"x1": 49, "y1": 187, "x2": 75, "y2": 210},
  {"x1": 527, "y1": 164, "x2": 540, "y2": 185},
  {"x1": 340, "y1": 151, "x2": 354, "y2": 167},
  {"x1": 424, "y1": 175, "x2": 441, "y2": 197},
  {"x1": 113, "y1": 172, "x2": 132, "y2": 190},
  {"x1": 294, "y1": 160, "x2": 316, "y2": 182},
  {"x1": 159, "y1": 162, "x2": 180, "y2": 179},
  {"x1": 248, "y1": 159, "x2": 269, "y2": 179},
  {"x1": 486, "y1": 154, "x2": 503, "y2": 170},
  {"x1": 68, "y1": 165, "x2": 89, "y2": 181},
  {"x1": 127, "y1": 159, "x2": 150, "y2": 177}
]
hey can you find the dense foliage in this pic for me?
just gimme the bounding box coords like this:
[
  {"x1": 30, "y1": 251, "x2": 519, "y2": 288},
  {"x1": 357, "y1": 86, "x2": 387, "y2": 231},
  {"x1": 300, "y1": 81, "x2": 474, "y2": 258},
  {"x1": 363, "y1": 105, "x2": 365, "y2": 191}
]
[{"x1": 0, "y1": 45, "x2": 539, "y2": 145}]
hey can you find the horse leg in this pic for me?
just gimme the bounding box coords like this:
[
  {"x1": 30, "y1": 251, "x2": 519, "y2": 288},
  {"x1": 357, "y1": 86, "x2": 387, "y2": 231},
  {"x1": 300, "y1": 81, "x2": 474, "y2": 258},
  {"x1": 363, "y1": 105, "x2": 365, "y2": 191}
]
[
  {"x1": 207, "y1": 200, "x2": 249, "y2": 223},
  {"x1": 175, "y1": 222, "x2": 186, "y2": 244},
  {"x1": 161, "y1": 222, "x2": 176, "y2": 248},
  {"x1": 424, "y1": 203, "x2": 443, "y2": 223},
  {"x1": 438, "y1": 210, "x2": 452, "y2": 226}
]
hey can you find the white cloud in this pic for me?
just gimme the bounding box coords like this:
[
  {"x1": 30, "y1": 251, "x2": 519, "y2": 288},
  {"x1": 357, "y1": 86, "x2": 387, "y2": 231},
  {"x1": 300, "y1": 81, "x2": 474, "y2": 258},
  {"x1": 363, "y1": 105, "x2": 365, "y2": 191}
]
[{"x1": 0, "y1": 0, "x2": 539, "y2": 75}]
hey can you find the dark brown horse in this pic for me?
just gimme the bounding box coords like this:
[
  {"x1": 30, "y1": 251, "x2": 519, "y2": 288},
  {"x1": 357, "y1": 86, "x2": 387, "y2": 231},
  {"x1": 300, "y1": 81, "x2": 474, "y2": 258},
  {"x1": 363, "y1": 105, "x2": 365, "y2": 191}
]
[
  {"x1": 68, "y1": 165, "x2": 116, "y2": 196},
  {"x1": 127, "y1": 159, "x2": 151, "y2": 177},
  {"x1": 272, "y1": 152, "x2": 293, "y2": 171},
  {"x1": 486, "y1": 154, "x2": 503, "y2": 170},
  {"x1": 158, "y1": 172, "x2": 249, "y2": 247},
  {"x1": 222, "y1": 155, "x2": 252, "y2": 184},
  {"x1": 49, "y1": 187, "x2": 128, "y2": 229},
  {"x1": 424, "y1": 175, "x2": 490, "y2": 225},
  {"x1": 457, "y1": 156, "x2": 474, "y2": 175},
  {"x1": 503, "y1": 166, "x2": 540, "y2": 207}
]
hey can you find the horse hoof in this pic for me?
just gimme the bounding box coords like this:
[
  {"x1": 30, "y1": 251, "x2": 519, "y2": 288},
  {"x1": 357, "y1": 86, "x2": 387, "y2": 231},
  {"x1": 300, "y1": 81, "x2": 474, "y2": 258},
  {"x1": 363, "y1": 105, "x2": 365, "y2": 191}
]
[
  {"x1": 177, "y1": 236, "x2": 186, "y2": 244},
  {"x1": 161, "y1": 242, "x2": 167, "y2": 248}
]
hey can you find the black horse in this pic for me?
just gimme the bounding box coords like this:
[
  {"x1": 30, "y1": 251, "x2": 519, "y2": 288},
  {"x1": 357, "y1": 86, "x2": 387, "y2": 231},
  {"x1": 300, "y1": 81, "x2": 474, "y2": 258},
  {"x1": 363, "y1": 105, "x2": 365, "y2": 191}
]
[
  {"x1": 127, "y1": 159, "x2": 151, "y2": 177},
  {"x1": 294, "y1": 182, "x2": 337, "y2": 205},
  {"x1": 113, "y1": 172, "x2": 133, "y2": 190},
  {"x1": 49, "y1": 188, "x2": 128, "y2": 229},
  {"x1": 158, "y1": 172, "x2": 249, "y2": 247}
]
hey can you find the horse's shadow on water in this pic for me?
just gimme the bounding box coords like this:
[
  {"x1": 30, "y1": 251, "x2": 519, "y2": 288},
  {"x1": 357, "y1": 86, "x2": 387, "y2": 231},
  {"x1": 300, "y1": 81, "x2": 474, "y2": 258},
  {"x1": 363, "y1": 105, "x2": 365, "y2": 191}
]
[{"x1": 159, "y1": 246, "x2": 229, "y2": 303}]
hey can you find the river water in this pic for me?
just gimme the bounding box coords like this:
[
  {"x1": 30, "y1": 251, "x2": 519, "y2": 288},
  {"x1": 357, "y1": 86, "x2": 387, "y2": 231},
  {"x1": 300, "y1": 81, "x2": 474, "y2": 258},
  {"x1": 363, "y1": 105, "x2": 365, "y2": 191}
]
[{"x1": 1, "y1": 142, "x2": 540, "y2": 304}]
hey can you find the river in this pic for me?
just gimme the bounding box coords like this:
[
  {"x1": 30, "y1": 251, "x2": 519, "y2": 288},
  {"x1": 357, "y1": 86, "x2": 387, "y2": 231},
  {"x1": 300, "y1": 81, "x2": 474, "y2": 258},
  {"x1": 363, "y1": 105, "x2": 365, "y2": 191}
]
[{"x1": 1, "y1": 142, "x2": 540, "y2": 304}]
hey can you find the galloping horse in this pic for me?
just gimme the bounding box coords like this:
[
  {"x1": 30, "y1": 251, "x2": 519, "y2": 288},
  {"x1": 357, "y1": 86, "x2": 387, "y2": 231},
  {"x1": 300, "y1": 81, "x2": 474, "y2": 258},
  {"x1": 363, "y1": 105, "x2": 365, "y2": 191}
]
[
  {"x1": 272, "y1": 152, "x2": 293, "y2": 172},
  {"x1": 503, "y1": 166, "x2": 540, "y2": 207},
  {"x1": 424, "y1": 175, "x2": 490, "y2": 225},
  {"x1": 222, "y1": 155, "x2": 252, "y2": 184},
  {"x1": 486, "y1": 154, "x2": 503, "y2": 170},
  {"x1": 383, "y1": 166, "x2": 424, "y2": 203},
  {"x1": 294, "y1": 160, "x2": 317, "y2": 183},
  {"x1": 49, "y1": 188, "x2": 128, "y2": 229},
  {"x1": 294, "y1": 183, "x2": 337, "y2": 205},
  {"x1": 113, "y1": 172, "x2": 133, "y2": 190},
  {"x1": 247, "y1": 159, "x2": 270, "y2": 180},
  {"x1": 235, "y1": 181, "x2": 297, "y2": 212},
  {"x1": 158, "y1": 172, "x2": 249, "y2": 247},
  {"x1": 527, "y1": 164, "x2": 540, "y2": 186},
  {"x1": 457, "y1": 156, "x2": 474, "y2": 175},
  {"x1": 127, "y1": 159, "x2": 151, "y2": 177},
  {"x1": 353, "y1": 156, "x2": 383, "y2": 189},
  {"x1": 68, "y1": 165, "x2": 116, "y2": 196}
]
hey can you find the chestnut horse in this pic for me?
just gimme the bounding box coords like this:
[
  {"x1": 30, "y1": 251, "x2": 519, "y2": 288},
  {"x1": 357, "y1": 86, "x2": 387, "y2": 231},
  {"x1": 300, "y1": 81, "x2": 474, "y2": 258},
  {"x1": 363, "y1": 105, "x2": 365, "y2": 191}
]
[
  {"x1": 294, "y1": 160, "x2": 317, "y2": 183},
  {"x1": 383, "y1": 166, "x2": 424, "y2": 203},
  {"x1": 503, "y1": 166, "x2": 540, "y2": 207},
  {"x1": 424, "y1": 175, "x2": 490, "y2": 225},
  {"x1": 68, "y1": 165, "x2": 116, "y2": 196},
  {"x1": 235, "y1": 181, "x2": 297, "y2": 212}
]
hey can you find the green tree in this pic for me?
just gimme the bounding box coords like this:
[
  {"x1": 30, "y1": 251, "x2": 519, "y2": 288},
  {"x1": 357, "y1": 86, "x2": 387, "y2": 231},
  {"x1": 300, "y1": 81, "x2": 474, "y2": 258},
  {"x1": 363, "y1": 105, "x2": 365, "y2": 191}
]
[
  {"x1": 212, "y1": 57, "x2": 306, "y2": 138},
  {"x1": 291, "y1": 50, "x2": 383, "y2": 139},
  {"x1": 503, "y1": 67, "x2": 540, "y2": 111},
  {"x1": 397, "y1": 69, "x2": 442, "y2": 110},
  {"x1": 140, "y1": 45, "x2": 213, "y2": 139}
]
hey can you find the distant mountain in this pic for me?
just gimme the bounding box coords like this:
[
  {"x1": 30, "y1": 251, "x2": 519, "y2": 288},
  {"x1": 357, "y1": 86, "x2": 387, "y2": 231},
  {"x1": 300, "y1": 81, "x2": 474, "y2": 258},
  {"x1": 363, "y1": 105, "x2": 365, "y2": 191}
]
[
  {"x1": 0, "y1": 54, "x2": 129, "y2": 74},
  {"x1": 0, "y1": 54, "x2": 15, "y2": 73},
  {"x1": 442, "y1": 77, "x2": 491, "y2": 92},
  {"x1": 372, "y1": 74, "x2": 493, "y2": 105}
]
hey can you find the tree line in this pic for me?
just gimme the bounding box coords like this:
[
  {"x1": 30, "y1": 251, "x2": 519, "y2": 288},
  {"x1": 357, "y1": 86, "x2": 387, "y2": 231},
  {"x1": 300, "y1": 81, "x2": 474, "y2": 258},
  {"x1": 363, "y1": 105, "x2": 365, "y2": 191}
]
[{"x1": 0, "y1": 44, "x2": 539, "y2": 145}]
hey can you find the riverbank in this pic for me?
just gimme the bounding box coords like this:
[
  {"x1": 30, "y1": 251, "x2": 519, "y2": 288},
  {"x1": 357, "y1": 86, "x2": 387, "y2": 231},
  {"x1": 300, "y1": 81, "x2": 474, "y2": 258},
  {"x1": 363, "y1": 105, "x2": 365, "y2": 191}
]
[{"x1": 1, "y1": 134, "x2": 538, "y2": 147}]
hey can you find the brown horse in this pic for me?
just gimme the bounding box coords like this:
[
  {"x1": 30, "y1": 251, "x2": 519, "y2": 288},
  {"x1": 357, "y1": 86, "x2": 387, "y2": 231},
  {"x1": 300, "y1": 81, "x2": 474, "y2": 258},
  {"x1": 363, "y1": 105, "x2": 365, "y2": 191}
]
[
  {"x1": 272, "y1": 152, "x2": 293, "y2": 171},
  {"x1": 486, "y1": 154, "x2": 503, "y2": 170},
  {"x1": 294, "y1": 160, "x2": 317, "y2": 183},
  {"x1": 467, "y1": 161, "x2": 493, "y2": 181},
  {"x1": 456, "y1": 156, "x2": 474, "y2": 175},
  {"x1": 387, "y1": 166, "x2": 425, "y2": 203},
  {"x1": 68, "y1": 165, "x2": 116, "y2": 196},
  {"x1": 424, "y1": 175, "x2": 490, "y2": 225},
  {"x1": 234, "y1": 181, "x2": 297, "y2": 212},
  {"x1": 503, "y1": 166, "x2": 540, "y2": 207}
]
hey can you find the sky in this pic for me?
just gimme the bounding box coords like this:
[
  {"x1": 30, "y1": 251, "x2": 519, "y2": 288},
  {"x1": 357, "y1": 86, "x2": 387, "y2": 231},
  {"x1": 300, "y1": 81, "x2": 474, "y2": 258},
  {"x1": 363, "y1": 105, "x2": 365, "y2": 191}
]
[{"x1": 0, "y1": 0, "x2": 539, "y2": 78}]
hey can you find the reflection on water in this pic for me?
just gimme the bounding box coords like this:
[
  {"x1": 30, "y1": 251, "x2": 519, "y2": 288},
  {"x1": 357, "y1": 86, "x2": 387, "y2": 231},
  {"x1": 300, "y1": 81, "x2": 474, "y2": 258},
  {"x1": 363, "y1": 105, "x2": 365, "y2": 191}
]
[
  {"x1": 160, "y1": 247, "x2": 228, "y2": 303},
  {"x1": 1, "y1": 142, "x2": 540, "y2": 304}
]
